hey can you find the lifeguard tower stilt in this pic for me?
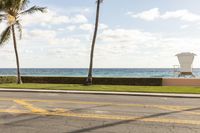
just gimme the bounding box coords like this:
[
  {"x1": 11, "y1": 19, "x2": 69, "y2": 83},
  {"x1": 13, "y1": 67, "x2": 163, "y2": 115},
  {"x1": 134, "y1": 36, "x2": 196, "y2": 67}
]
[{"x1": 176, "y1": 52, "x2": 196, "y2": 77}]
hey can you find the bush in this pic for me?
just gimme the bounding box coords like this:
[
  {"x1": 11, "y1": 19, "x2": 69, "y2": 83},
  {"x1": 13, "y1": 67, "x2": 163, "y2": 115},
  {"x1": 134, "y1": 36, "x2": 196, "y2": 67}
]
[
  {"x1": 0, "y1": 76, "x2": 17, "y2": 84},
  {"x1": 21, "y1": 76, "x2": 85, "y2": 84},
  {"x1": 93, "y1": 77, "x2": 162, "y2": 86},
  {"x1": 21, "y1": 76, "x2": 162, "y2": 86}
]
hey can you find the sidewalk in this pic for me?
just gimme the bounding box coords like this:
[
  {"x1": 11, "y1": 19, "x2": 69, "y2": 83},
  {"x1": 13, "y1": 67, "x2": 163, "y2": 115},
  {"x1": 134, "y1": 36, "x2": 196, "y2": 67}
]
[{"x1": 0, "y1": 88, "x2": 200, "y2": 98}]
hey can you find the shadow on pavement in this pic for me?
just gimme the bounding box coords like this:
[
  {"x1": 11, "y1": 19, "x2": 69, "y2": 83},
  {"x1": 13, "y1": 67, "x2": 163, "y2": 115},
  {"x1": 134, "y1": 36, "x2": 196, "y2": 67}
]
[
  {"x1": 69, "y1": 104, "x2": 110, "y2": 112},
  {"x1": 66, "y1": 107, "x2": 200, "y2": 133},
  {"x1": 2, "y1": 114, "x2": 42, "y2": 125}
]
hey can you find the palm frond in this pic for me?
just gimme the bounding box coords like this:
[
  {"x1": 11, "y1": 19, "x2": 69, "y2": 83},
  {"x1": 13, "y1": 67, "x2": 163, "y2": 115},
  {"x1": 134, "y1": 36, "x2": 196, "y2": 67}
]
[
  {"x1": 1, "y1": 0, "x2": 27, "y2": 13},
  {"x1": 0, "y1": 17, "x2": 2, "y2": 22},
  {"x1": 3, "y1": 0, "x2": 13, "y2": 10},
  {"x1": 0, "y1": 14, "x2": 4, "y2": 22},
  {"x1": 20, "y1": 0, "x2": 30, "y2": 10},
  {"x1": 0, "y1": 1, "x2": 6, "y2": 11},
  {"x1": 8, "y1": 0, "x2": 23, "y2": 11},
  {"x1": 13, "y1": 0, "x2": 30, "y2": 11},
  {"x1": 0, "y1": 26, "x2": 11, "y2": 46},
  {"x1": 15, "y1": 21, "x2": 22, "y2": 39},
  {"x1": 12, "y1": 0, "x2": 21, "y2": 10},
  {"x1": 20, "y1": 6, "x2": 46, "y2": 15}
]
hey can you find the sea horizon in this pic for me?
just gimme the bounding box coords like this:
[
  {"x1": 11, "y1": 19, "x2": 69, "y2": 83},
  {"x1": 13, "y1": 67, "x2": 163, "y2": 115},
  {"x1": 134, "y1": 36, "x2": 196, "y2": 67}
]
[
  {"x1": 1, "y1": 68, "x2": 200, "y2": 69},
  {"x1": 1, "y1": 68, "x2": 200, "y2": 78}
]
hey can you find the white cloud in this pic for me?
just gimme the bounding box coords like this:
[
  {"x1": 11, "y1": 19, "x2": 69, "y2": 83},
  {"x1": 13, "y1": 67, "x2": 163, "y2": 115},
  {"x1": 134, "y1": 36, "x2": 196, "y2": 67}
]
[
  {"x1": 70, "y1": 14, "x2": 88, "y2": 24},
  {"x1": 0, "y1": 22, "x2": 7, "y2": 33},
  {"x1": 21, "y1": 10, "x2": 69, "y2": 26},
  {"x1": 2, "y1": 25, "x2": 200, "y2": 68},
  {"x1": 99, "y1": 24, "x2": 109, "y2": 30},
  {"x1": 29, "y1": 29, "x2": 57, "y2": 40},
  {"x1": 79, "y1": 23, "x2": 108, "y2": 31},
  {"x1": 99, "y1": 29, "x2": 155, "y2": 43},
  {"x1": 25, "y1": 29, "x2": 81, "y2": 46},
  {"x1": 49, "y1": 38, "x2": 80, "y2": 45},
  {"x1": 79, "y1": 23, "x2": 93, "y2": 31},
  {"x1": 128, "y1": 8, "x2": 200, "y2": 22},
  {"x1": 180, "y1": 24, "x2": 190, "y2": 29},
  {"x1": 21, "y1": 9, "x2": 88, "y2": 26},
  {"x1": 98, "y1": 28, "x2": 200, "y2": 68},
  {"x1": 2, "y1": 6, "x2": 200, "y2": 68},
  {"x1": 67, "y1": 25, "x2": 76, "y2": 31},
  {"x1": 128, "y1": 8, "x2": 160, "y2": 21},
  {"x1": 161, "y1": 10, "x2": 200, "y2": 22}
]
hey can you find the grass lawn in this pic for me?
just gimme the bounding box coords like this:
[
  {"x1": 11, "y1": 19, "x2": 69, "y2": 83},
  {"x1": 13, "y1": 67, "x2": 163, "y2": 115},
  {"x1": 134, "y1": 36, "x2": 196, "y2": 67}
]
[{"x1": 0, "y1": 83, "x2": 200, "y2": 94}]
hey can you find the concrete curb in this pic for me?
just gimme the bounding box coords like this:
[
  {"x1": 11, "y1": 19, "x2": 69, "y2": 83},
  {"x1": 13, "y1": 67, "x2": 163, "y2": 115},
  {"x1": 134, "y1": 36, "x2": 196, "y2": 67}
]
[{"x1": 0, "y1": 88, "x2": 200, "y2": 98}]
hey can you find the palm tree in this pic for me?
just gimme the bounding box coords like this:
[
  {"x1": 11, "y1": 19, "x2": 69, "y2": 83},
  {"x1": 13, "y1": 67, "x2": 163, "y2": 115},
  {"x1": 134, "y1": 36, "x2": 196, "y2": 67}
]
[
  {"x1": 86, "y1": 0, "x2": 103, "y2": 85},
  {"x1": 0, "y1": 0, "x2": 46, "y2": 84}
]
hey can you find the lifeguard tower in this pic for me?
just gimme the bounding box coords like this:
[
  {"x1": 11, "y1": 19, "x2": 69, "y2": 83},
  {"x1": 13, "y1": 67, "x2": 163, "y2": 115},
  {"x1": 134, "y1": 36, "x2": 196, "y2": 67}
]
[{"x1": 175, "y1": 52, "x2": 196, "y2": 77}]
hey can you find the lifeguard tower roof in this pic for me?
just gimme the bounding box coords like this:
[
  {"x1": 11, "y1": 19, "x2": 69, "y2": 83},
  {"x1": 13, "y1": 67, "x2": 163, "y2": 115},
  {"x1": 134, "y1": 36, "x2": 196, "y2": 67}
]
[{"x1": 175, "y1": 52, "x2": 196, "y2": 56}]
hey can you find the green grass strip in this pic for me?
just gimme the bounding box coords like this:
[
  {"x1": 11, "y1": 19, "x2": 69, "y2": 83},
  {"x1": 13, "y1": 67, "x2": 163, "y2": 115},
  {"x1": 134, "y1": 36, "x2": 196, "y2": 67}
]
[{"x1": 0, "y1": 83, "x2": 200, "y2": 94}]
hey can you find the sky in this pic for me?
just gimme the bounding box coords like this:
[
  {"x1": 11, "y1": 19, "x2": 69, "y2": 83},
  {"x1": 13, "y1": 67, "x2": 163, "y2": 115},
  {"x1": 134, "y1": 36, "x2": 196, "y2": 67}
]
[{"x1": 1, "y1": 0, "x2": 200, "y2": 68}]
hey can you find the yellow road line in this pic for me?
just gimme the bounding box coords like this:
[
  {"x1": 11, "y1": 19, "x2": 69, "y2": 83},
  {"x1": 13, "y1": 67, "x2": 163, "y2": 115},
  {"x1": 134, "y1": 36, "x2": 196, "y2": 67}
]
[
  {"x1": 26, "y1": 99, "x2": 193, "y2": 109},
  {"x1": 27, "y1": 99, "x2": 200, "y2": 115},
  {"x1": 52, "y1": 112, "x2": 200, "y2": 125},
  {"x1": 0, "y1": 109, "x2": 28, "y2": 114},
  {"x1": 1, "y1": 98, "x2": 199, "y2": 115},
  {"x1": 0, "y1": 109, "x2": 200, "y2": 125},
  {"x1": 155, "y1": 105, "x2": 200, "y2": 115},
  {"x1": 0, "y1": 98, "x2": 15, "y2": 101},
  {"x1": 13, "y1": 100, "x2": 48, "y2": 114},
  {"x1": 0, "y1": 98, "x2": 194, "y2": 111}
]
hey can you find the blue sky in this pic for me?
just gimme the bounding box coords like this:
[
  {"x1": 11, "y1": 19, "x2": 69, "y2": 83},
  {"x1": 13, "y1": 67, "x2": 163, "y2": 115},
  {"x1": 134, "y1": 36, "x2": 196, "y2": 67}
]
[{"x1": 1, "y1": 0, "x2": 200, "y2": 68}]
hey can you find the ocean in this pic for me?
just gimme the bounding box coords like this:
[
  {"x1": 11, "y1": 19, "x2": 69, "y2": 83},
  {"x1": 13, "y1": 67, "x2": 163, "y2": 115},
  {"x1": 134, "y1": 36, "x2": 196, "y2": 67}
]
[{"x1": 0, "y1": 68, "x2": 200, "y2": 78}]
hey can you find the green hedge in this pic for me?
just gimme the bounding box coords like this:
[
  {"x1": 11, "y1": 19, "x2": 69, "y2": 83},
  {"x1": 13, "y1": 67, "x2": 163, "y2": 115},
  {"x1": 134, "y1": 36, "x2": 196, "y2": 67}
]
[
  {"x1": 21, "y1": 76, "x2": 162, "y2": 86},
  {"x1": 0, "y1": 76, "x2": 162, "y2": 86},
  {"x1": 93, "y1": 77, "x2": 162, "y2": 86},
  {"x1": 21, "y1": 76, "x2": 85, "y2": 84},
  {"x1": 0, "y1": 76, "x2": 17, "y2": 84}
]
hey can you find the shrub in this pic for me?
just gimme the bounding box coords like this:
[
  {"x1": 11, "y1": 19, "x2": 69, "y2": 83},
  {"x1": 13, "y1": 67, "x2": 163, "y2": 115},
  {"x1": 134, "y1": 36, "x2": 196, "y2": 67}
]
[
  {"x1": 0, "y1": 76, "x2": 17, "y2": 84},
  {"x1": 21, "y1": 76, "x2": 162, "y2": 86}
]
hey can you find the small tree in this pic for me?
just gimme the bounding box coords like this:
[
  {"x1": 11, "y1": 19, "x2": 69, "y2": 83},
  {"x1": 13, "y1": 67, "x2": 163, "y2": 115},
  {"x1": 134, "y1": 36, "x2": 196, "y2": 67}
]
[
  {"x1": 86, "y1": 0, "x2": 103, "y2": 85},
  {"x1": 0, "y1": 0, "x2": 46, "y2": 84}
]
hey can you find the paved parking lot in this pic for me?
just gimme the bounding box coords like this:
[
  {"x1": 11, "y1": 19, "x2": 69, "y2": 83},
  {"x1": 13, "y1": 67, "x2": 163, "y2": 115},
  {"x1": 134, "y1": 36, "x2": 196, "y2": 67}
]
[{"x1": 0, "y1": 91, "x2": 200, "y2": 133}]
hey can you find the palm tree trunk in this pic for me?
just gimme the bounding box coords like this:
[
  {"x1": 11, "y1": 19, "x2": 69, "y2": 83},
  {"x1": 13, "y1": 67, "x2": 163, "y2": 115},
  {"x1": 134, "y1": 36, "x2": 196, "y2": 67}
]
[
  {"x1": 11, "y1": 25, "x2": 22, "y2": 84},
  {"x1": 86, "y1": 0, "x2": 101, "y2": 85}
]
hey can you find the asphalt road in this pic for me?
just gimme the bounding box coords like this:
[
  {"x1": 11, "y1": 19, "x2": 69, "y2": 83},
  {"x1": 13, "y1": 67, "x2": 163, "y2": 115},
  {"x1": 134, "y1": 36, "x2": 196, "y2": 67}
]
[{"x1": 0, "y1": 91, "x2": 200, "y2": 133}]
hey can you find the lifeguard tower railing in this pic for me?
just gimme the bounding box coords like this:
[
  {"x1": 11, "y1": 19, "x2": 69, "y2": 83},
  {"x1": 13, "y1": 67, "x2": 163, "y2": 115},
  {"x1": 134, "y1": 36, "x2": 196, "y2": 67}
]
[{"x1": 173, "y1": 65, "x2": 195, "y2": 77}]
